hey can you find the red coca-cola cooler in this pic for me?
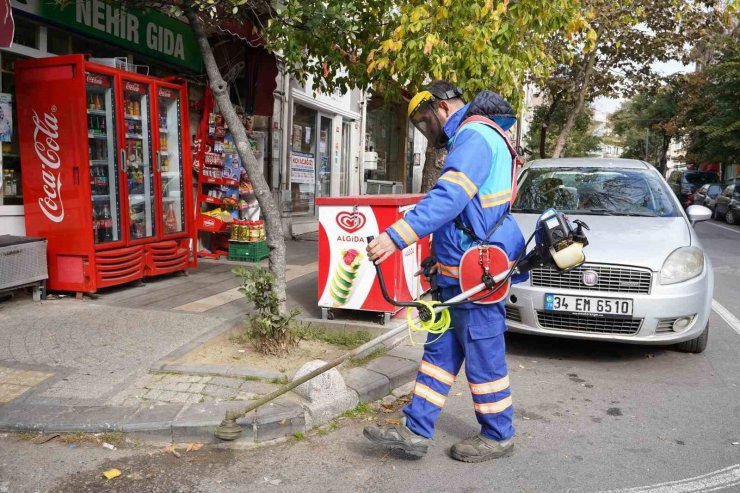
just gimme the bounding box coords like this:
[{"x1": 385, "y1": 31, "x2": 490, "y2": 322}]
[
  {"x1": 15, "y1": 55, "x2": 195, "y2": 294},
  {"x1": 316, "y1": 194, "x2": 431, "y2": 324}
]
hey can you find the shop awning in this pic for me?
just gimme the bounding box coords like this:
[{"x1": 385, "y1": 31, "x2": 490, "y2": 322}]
[{"x1": 215, "y1": 19, "x2": 264, "y2": 47}]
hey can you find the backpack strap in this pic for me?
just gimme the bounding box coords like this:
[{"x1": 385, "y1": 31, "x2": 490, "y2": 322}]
[{"x1": 457, "y1": 115, "x2": 519, "y2": 206}]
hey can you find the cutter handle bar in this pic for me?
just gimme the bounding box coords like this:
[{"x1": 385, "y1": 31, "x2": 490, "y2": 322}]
[{"x1": 367, "y1": 235, "x2": 510, "y2": 310}]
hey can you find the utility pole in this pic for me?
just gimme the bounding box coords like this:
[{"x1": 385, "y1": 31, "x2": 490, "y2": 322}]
[{"x1": 644, "y1": 128, "x2": 650, "y2": 162}]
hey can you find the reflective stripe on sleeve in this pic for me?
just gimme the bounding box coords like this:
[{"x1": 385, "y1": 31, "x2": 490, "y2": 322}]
[{"x1": 439, "y1": 171, "x2": 478, "y2": 198}]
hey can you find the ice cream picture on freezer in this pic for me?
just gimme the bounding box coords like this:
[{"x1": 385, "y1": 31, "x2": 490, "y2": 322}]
[{"x1": 330, "y1": 248, "x2": 364, "y2": 306}]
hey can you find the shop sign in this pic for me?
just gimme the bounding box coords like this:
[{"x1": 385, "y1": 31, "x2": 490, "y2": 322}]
[
  {"x1": 11, "y1": 0, "x2": 202, "y2": 72},
  {"x1": 290, "y1": 152, "x2": 315, "y2": 184}
]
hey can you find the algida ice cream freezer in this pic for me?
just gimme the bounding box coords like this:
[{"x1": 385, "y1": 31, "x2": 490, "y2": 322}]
[{"x1": 316, "y1": 195, "x2": 431, "y2": 324}]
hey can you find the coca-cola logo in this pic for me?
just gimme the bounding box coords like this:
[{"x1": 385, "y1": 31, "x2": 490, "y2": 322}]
[
  {"x1": 203, "y1": 217, "x2": 216, "y2": 227},
  {"x1": 336, "y1": 211, "x2": 366, "y2": 233},
  {"x1": 125, "y1": 81, "x2": 144, "y2": 93},
  {"x1": 32, "y1": 106, "x2": 64, "y2": 223},
  {"x1": 158, "y1": 88, "x2": 174, "y2": 99},
  {"x1": 85, "y1": 73, "x2": 105, "y2": 86}
]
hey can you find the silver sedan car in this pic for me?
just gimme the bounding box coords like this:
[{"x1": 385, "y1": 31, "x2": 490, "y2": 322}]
[{"x1": 507, "y1": 158, "x2": 713, "y2": 353}]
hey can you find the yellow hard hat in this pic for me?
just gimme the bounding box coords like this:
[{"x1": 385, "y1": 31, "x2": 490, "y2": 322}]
[{"x1": 407, "y1": 90, "x2": 434, "y2": 119}]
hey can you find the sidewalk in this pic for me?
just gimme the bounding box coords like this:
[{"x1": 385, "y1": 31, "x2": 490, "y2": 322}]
[{"x1": 0, "y1": 238, "x2": 421, "y2": 444}]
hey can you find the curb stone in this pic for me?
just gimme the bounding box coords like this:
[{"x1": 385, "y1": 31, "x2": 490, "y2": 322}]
[{"x1": 0, "y1": 336, "x2": 421, "y2": 445}]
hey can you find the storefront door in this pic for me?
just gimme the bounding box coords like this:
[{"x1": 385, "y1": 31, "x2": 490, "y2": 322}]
[
  {"x1": 317, "y1": 115, "x2": 333, "y2": 201},
  {"x1": 290, "y1": 104, "x2": 317, "y2": 215}
]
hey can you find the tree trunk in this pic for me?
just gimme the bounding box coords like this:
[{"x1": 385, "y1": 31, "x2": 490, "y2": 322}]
[
  {"x1": 185, "y1": 9, "x2": 288, "y2": 315},
  {"x1": 420, "y1": 144, "x2": 446, "y2": 193},
  {"x1": 551, "y1": 27, "x2": 602, "y2": 159},
  {"x1": 540, "y1": 95, "x2": 561, "y2": 158},
  {"x1": 539, "y1": 123, "x2": 548, "y2": 159}
]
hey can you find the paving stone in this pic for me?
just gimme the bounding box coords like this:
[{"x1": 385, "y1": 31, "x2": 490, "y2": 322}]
[
  {"x1": 202, "y1": 384, "x2": 240, "y2": 399},
  {"x1": 162, "y1": 375, "x2": 191, "y2": 385},
  {"x1": 0, "y1": 383, "x2": 30, "y2": 404},
  {"x1": 158, "y1": 391, "x2": 180, "y2": 402},
  {"x1": 172, "y1": 402, "x2": 254, "y2": 443},
  {"x1": 143, "y1": 389, "x2": 163, "y2": 401},
  {"x1": 344, "y1": 367, "x2": 390, "y2": 403},
  {"x1": 188, "y1": 383, "x2": 206, "y2": 393},
  {"x1": 45, "y1": 405, "x2": 137, "y2": 433},
  {"x1": 166, "y1": 392, "x2": 196, "y2": 404},
  {"x1": 208, "y1": 376, "x2": 243, "y2": 389},
  {"x1": 364, "y1": 356, "x2": 419, "y2": 389},
  {"x1": 170, "y1": 382, "x2": 192, "y2": 392},
  {"x1": 254, "y1": 398, "x2": 305, "y2": 443},
  {"x1": 185, "y1": 376, "x2": 205, "y2": 383},
  {"x1": 239, "y1": 381, "x2": 279, "y2": 395},
  {"x1": 386, "y1": 344, "x2": 424, "y2": 362}
]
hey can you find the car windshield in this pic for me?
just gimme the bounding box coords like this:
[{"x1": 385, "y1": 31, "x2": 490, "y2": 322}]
[
  {"x1": 513, "y1": 167, "x2": 680, "y2": 217},
  {"x1": 684, "y1": 172, "x2": 718, "y2": 185}
]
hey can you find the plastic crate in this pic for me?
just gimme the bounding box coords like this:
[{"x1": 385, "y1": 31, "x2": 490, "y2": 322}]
[{"x1": 228, "y1": 240, "x2": 269, "y2": 262}]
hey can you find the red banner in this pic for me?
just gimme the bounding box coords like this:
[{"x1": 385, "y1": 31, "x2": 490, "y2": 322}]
[{"x1": 0, "y1": 0, "x2": 14, "y2": 49}]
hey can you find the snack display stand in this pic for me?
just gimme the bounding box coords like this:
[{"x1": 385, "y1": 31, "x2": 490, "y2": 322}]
[{"x1": 194, "y1": 88, "x2": 267, "y2": 262}]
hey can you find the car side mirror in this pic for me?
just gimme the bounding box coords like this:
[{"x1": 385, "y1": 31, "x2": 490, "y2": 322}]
[{"x1": 686, "y1": 205, "x2": 711, "y2": 225}]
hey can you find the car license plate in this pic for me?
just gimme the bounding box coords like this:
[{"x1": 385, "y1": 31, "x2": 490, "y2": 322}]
[{"x1": 544, "y1": 293, "x2": 633, "y2": 317}]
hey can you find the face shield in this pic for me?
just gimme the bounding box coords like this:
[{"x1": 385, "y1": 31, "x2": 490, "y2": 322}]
[{"x1": 408, "y1": 91, "x2": 447, "y2": 149}]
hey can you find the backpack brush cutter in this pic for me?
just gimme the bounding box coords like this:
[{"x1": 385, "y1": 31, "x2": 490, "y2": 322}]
[{"x1": 214, "y1": 209, "x2": 588, "y2": 441}]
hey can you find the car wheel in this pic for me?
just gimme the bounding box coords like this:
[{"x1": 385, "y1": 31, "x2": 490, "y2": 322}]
[
  {"x1": 674, "y1": 324, "x2": 708, "y2": 353},
  {"x1": 726, "y1": 210, "x2": 737, "y2": 225}
]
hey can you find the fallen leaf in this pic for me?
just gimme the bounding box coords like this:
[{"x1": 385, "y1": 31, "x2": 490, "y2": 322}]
[
  {"x1": 522, "y1": 416, "x2": 530, "y2": 420},
  {"x1": 518, "y1": 364, "x2": 527, "y2": 369},
  {"x1": 454, "y1": 392, "x2": 462, "y2": 396},
  {"x1": 382, "y1": 407, "x2": 394, "y2": 413},
  {"x1": 278, "y1": 419, "x2": 286, "y2": 425},
  {"x1": 381, "y1": 403, "x2": 393, "y2": 409},
  {"x1": 102, "y1": 469, "x2": 121, "y2": 480},
  {"x1": 161, "y1": 445, "x2": 181, "y2": 458},
  {"x1": 185, "y1": 443, "x2": 203, "y2": 453},
  {"x1": 385, "y1": 418, "x2": 401, "y2": 425}
]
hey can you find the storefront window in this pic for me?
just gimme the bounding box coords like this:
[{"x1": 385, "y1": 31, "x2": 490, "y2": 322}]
[
  {"x1": 47, "y1": 27, "x2": 72, "y2": 55},
  {"x1": 12, "y1": 16, "x2": 40, "y2": 50},
  {"x1": 365, "y1": 101, "x2": 403, "y2": 184},
  {"x1": 0, "y1": 52, "x2": 26, "y2": 206},
  {"x1": 290, "y1": 104, "x2": 317, "y2": 215}
]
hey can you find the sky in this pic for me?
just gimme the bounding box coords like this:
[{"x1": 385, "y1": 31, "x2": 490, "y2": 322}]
[{"x1": 593, "y1": 59, "x2": 694, "y2": 115}]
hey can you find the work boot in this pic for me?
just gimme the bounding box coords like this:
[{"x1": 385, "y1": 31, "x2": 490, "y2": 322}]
[
  {"x1": 363, "y1": 417, "x2": 430, "y2": 457},
  {"x1": 450, "y1": 434, "x2": 514, "y2": 463}
]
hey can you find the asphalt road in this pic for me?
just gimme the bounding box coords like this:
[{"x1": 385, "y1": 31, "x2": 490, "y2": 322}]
[{"x1": 1, "y1": 219, "x2": 739, "y2": 493}]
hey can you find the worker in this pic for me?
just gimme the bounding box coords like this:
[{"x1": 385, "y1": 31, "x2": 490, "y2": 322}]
[{"x1": 364, "y1": 80, "x2": 526, "y2": 463}]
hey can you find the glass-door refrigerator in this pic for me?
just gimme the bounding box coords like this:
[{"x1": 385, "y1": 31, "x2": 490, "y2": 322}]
[{"x1": 15, "y1": 55, "x2": 194, "y2": 294}]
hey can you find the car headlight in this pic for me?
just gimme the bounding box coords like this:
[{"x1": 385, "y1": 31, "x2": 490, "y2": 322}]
[{"x1": 660, "y1": 247, "x2": 704, "y2": 285}]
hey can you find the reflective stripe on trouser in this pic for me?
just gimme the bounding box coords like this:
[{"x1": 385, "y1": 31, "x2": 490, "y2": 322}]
[{"x1": 403, "y1": 305, "x2": 514, "y2": 441}]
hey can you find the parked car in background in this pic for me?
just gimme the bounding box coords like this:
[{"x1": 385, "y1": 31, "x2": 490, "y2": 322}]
[
  {"x1": 667, "y1": 170, "x2": 720, "y2": 208},
  {"x1": 693, "y1": 183, "x2": 725, "y2": 212},
  {"x1": 509, "y1": 158, "x2": 713, "y2": 353},
  {"x1": 714, "y1": 183, "x2": 740, "y2": 224}
]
